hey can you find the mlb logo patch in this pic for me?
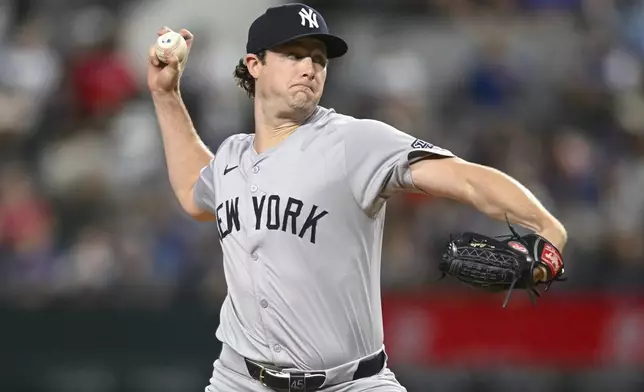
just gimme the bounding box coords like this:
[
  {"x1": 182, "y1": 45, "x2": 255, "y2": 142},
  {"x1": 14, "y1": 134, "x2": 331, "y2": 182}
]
[{"x1": 411, "y1": 139, "x2": 434, "y2": 149}]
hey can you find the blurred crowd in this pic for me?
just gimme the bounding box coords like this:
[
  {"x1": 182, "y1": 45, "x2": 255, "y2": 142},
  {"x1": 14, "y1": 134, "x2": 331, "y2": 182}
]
[{"x1": 1, "y1": 0, "x2": 644, "y2": 311}]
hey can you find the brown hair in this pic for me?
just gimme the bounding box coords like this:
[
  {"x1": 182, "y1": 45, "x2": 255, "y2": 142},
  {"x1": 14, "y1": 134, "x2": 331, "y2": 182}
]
[{"x1": 233, "y1": 51, "x2": 267, "y2": 98}]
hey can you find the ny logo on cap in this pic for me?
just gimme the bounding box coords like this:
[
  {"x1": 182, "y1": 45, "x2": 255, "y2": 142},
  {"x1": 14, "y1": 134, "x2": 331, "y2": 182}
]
[{"x1": 299, "y1": 7, "x2": 319, "y2": 29}]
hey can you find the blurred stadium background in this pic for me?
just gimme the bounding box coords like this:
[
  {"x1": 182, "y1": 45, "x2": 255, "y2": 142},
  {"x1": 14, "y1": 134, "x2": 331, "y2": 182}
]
[{"x1": 1, "y1": 0, "x2": 644, "y2": 391}]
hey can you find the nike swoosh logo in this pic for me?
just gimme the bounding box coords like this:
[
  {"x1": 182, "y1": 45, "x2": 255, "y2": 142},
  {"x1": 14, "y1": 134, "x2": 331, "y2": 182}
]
[{"x1": 224, "y1": 165, "x2": 238, "y2": 175}]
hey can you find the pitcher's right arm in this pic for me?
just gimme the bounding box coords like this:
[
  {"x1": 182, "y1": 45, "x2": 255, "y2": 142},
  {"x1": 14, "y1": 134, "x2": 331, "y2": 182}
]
[
  {"x1": 148, "y1": 27, "x2": 216, "y2": 221},
  {"x1": 152, "y1": 92, "x2": 216, "y2": 221}
]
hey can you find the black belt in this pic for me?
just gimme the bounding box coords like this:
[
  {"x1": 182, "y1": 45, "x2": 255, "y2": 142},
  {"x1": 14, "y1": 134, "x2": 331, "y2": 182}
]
[{"x1": 244, "y1": 350, "x2": 386, "y2": 392}]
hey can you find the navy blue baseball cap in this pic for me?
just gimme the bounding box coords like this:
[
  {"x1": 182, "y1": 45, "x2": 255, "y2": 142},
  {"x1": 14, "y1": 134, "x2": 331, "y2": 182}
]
[{"x1": 246, "y1": 3, "x2": 348, "y2": 59}]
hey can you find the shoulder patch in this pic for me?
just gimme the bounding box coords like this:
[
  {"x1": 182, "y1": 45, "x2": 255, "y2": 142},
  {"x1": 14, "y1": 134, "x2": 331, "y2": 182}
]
[{"x1": 411, "y1": 138, "x2": 434, "y2": 149}]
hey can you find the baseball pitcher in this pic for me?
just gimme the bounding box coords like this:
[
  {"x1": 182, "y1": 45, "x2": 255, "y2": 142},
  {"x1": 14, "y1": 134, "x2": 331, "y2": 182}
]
[{"x1": 147, "y1": 3, "x2": 567, "y2": 392}]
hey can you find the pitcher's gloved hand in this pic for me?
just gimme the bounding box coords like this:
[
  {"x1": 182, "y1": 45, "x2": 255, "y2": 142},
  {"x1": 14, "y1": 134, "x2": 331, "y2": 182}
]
[{"x1": 439, "y1": 219, "x2": 566, "y2": 308}]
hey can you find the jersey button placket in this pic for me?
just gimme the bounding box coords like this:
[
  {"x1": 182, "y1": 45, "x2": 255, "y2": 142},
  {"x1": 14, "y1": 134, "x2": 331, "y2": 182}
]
[{"x1": 252, "y1": 166, "x2": 259, "y2": 174}]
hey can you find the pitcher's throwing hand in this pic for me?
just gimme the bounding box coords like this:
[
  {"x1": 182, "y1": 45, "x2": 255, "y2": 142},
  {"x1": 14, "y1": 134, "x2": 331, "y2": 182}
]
[{"x1": 147, "y1": 27, "x2": 194, "y2": 95}]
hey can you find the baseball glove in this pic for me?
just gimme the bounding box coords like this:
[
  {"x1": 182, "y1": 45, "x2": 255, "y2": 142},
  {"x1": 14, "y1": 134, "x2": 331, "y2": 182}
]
[{"x1": 439, "y1": 218, "x2": 566, "y2": 308}]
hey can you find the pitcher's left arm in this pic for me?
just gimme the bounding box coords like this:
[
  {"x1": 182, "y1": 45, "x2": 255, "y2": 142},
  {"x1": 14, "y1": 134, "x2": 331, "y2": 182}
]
[{"x1": 409, "y1": 157, "x2": 567, "y2": 254}]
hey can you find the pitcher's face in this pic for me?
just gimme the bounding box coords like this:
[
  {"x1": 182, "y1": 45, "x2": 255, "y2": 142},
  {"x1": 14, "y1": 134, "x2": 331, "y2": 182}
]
[{"x1": 250, "y1": 37, "x2": 328, "y2": 112}]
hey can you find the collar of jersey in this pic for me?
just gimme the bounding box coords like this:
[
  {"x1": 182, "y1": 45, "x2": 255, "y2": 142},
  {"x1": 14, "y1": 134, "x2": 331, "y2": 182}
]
[{"x1": 250, "y1": 106, "x2": 325, "y2": 158}]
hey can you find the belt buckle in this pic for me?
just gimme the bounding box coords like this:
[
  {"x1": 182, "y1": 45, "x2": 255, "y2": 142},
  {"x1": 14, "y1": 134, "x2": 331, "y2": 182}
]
[
  {"x1": 259, "y1": 366, "x2": 293, "y2": 391},
  {"x1": 259, "y1": 367, "x2": 268, "y2": 387}
]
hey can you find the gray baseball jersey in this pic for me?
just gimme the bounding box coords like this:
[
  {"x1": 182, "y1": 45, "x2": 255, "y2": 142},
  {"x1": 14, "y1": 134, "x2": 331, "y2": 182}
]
[{"x1": 194, "y1": 106, "x2": 454, "y2": 372}]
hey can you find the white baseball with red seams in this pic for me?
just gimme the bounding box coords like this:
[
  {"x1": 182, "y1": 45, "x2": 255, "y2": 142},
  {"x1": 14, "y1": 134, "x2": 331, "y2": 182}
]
[{"x1": 155, "y1": 31, "x2": 187, "y2": 64}]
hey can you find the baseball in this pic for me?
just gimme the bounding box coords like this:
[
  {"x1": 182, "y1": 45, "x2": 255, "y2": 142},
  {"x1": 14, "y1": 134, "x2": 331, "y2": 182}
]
[{"x1": 155, "y1": 31, "x2": 188, "y2": 64}]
